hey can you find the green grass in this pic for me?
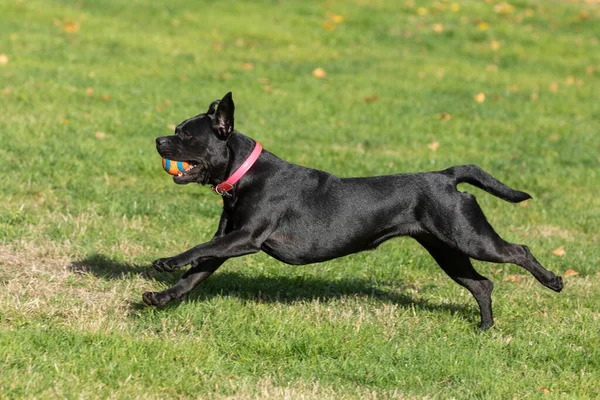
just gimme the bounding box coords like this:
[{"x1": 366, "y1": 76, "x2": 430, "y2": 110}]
[{"x1": 1, "y1": 0, "x2": 599, "y2": 398}]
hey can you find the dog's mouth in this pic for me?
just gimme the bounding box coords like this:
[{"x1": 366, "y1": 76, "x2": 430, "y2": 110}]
[{"x1": 172, "y1": 161, "x2": 208, "y2": 185}]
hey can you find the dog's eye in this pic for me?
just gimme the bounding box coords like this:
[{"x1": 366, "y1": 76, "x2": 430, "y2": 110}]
[{"x1": 183, "y1": 132, "x2": 192, "y2": 140}]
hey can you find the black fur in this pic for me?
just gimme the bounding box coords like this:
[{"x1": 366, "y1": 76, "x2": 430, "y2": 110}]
[{"x1": 147, "y1": 92, "x2": 563, "y2": 329}]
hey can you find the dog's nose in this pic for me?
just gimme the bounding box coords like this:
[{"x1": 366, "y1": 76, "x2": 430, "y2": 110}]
[{"x1": 156, "y1": 137, "x2": 168, "y2": 147}]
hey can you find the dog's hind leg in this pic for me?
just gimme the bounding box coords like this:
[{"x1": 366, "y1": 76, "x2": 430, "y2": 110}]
[
  {"x1": 143, "y1": 258, "x2": 225, "y2": 307},
  {"x1": 440, "y1": 194, "x2": 563, "y2": 293},
  {"x1": 415, "y1": 235, "x2": 495, "y2": 330}
]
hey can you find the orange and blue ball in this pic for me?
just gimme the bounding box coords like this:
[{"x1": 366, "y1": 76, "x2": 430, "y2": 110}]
[{"x1": 162, "y1": 158, "x2": 191, "y2": 175}]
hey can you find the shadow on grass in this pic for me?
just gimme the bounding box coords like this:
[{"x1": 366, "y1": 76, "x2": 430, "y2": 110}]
[{"x1": 71, "y1": 253, "x2": 474, "y2": 322}]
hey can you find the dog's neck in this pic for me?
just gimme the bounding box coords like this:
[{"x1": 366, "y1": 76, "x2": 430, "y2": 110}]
[{"x1": 213, "y1": 131, "x2": 258, "y2": 186}]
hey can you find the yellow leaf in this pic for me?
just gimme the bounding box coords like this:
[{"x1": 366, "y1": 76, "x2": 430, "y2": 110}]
[
  {"x1": 312, "y1": 67, "x2": 326, "y2": 79},
  {"x1": 167, "y1": 124, "x2": 176, "y2": 131},
  {"x1": 477, "y1": 21, "x2": 489, "y2": 31},
  {"x1": 331, "y1": 15, "x2": 344, "y2": 24},
  {"x1": 417, "y1": 7, "x2": 428, "y2": 16},
  {"x1": 86, "y1": 87, "x2": 94, "y2": 96},
  {"x1": 563, "y1": 269, "x2": 579, "y2": 277},
  {"x1": 551, "y1": 245, "x2": 566, "y2": 257},
  {"x1": 95, "y1": 131, "x2": 107, "y2": 140},
  {"x1": 241, "y1": 62, "x2": 254, "y2": 70},
  {"x1": 586, "y1": 66, "x2": 595, "y2": 75},
  {"x1": 433, "y1": 24, "x2": 444, "y2": 33},
  {"x1": 427, "y1": 139, "x2": 440, "y2": 152},
  {"x1": 474, "y1": 92, "x2": 486, "y2": 103},
  {"x1": 504, "y1": 275, "x2": 521, "y2": 283},
  {"x1": 491, "y1": 40, "x2": 500, "y2": 51},
  {"x1": 565, "y1": 75, "x2": 574, "y2": 85},
  {"x1": 530, "y1": 92, "x2": 539, "y2": 101},
  {"x1": 323, "y1": 21, "x2": 335, "y2": 31},
  {"x1": 549, "y1": 82, "x2": 558, "y2": 92},
  {"x1": 451, "y1": 3, "x2": 460, "y2": 12},
  {"x1": 0, "y1": 54, "x2": 8, "y2": 65},
  {"x1": 494, "y1": 2, "x2": 515, "y2": 15},
  {"x1": 64, "y1": 22, "x2": 80, "y2": 33}
]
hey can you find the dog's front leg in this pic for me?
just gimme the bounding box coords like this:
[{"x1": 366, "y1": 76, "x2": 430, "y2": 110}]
[
  {"x1": 152, "y1": 230, "x2": 262, "y2": 272},
  {"x1": 143, "y1": 258, "x2": 225, "y2": 307}
]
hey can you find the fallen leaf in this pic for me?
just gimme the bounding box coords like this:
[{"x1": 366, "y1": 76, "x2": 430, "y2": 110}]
[
  {"x1": 88, "y1": 71, "x2": 95, "y2": 78},
  {"x1": 323, "y1": 21, "x2": 335, "y2": 31},
  {"x1": 504, "y1": 275, "x2": 521, "y2": 283},
  {"x1": 550, "y1": 133, "x2": 559, "y2": 142},
  {"x1": 551, "y1": 245, "x2": 566, "y2": 257},
  {"x1": 477, "y1": 21, "x2": 489, "y2": 31},
  {"x1": 474, "y1": 92, "x2": 486, "y2": 103},
  {"x1": 577, "y1": 11, "x2": 589, "y2": 21},
  {"x1": 0, "y1": 54, "x2": 8, "y2": 65},
  {"x1": 586, "y1": 66, "x2": 595, "y2": 75},
  {"x1": 450, "y1": 3, "x2": 460, "y2": 12},
  {"x1": 566, "y1": 75, "x2": 574, "y2": 85},
  {"x1": 263, "y1": 85, "x2": 273, "y2": 93},
  {"x1": 257, "y1": 77, "x2": 270, "y2": 84},
  {"x1": 427, "y1": 139, "x2": 440, "y2": 152},
  {"x1": 504, "y1": 336, "x2": 513, "y2": 344},
  {"x1": 509, "y1": 84, "x2": 519, "y2": 92},
  {"x1": 241, "y1": 62, "x2": 254, "y2": 70},
  {"x1": 331, "y1": 15, "x2": 344, "y2": 24},
  {"x1": 538, "y1": 386, "x2": 551, "y2": 395},
  {"x1": 491, "y1": 40, "x2": 500, "y2": 51},
  {"x1": 2, "y1": 86, "x2": 12, "y2": 94},
  {"x1": 520, "y1": 199, "x2": 530, "y2": 207},
  {"x1": 364, "y1": 95, "x2": 379, "y2": 103},
  {"x1": 440, "y1": 112, "x2": 452, "y2": 120},
  {"x1": 102, "y1": 94, "x2": 110, "y2": 101},
  {"x1": 417, "y1": 7, "x2": 428, "y2": 16},
  {"x1": 95, "y1": 131, "x2": 107, "y2": 140},
  {"x1": 563, "y1": 269, "x2": 579, "y2": 277},
  {"x1": 549, "y1": 82, "x2": 558, "y2": 92},
  {"x1": 86, "y1": 87, "x2": 94, "y2": 96},
  {"x1": 494, "y1": 2, "x2": 515, "y2": 15},
  {"x1": 64, "y1": 22, "x2": 80, "y2": 33},
  {"x1": 179, "y1": 75, "x2": 188, "y2": 81},
  {"x1": 487, "y1": 64, "x2": 498, "y2": 72},
  {"x1": 433, "y1": 23, "x2": 444, "y2": 33},
  {"x1": 167, "y1": 124, "x2": 176, "y2": 131},
  {"x1": 312, "y1": 67, "x2": 326, "y2": 79},
  {"x1": 530, "y1": 92, "x2": 539, "y2": 101}
]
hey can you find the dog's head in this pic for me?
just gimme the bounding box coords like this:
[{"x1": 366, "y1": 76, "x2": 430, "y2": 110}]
[{"x1": 155, "y1": 92, "x2": 236, "y2": 185}]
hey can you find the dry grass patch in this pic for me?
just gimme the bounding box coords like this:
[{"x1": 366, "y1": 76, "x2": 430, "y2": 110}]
[{"x1": 0, "y1": 240, "x2": 154, "y2": 332}]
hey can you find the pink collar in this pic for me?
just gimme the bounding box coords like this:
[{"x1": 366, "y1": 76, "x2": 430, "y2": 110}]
[{"x1": 212, "y1": 141, "x2": 263, "y2": 196}]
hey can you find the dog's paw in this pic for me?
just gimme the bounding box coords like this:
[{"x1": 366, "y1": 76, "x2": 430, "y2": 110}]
[
  {"x1": 142, "y1": 291, "x2": 170, "y2": 307},
  {"x1": 548, "y1": 275, "x2": 564, "y2": 293},
  {"x1": 152, "y1": 257, "x2": 179, "y2": 272}
]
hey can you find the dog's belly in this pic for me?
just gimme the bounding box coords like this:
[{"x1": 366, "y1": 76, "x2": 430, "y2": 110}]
[{"x1": 260, "y1": 224, "x2": 410, "y2": 265}]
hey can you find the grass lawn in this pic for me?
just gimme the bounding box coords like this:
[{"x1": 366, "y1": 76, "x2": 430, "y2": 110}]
[{"x1": 1, "y1": 0, "x2": 599, "y2": 398}]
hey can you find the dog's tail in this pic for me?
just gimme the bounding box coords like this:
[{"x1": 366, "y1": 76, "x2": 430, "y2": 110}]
[{"x1": 444, "y1": 165, "x2": 532, "y2": 203}]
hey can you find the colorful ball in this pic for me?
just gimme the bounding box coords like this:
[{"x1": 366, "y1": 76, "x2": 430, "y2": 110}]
[{"x1": 162, "y1": 158, "x2": 191, "y2": 175}]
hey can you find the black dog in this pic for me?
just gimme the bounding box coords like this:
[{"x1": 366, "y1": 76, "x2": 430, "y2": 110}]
[{"x1": 147, "y1": 92, "x2": 563, "y2": 329}]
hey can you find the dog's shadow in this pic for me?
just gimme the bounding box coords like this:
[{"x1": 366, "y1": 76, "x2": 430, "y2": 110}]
[{"x1": 71, "y1": 254, "x2": 474, "y2": 322}]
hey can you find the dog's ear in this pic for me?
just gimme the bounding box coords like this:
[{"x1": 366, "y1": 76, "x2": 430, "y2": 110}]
[{"x1": 212, "y1": 92, "x2": 235, "y2": 139}]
